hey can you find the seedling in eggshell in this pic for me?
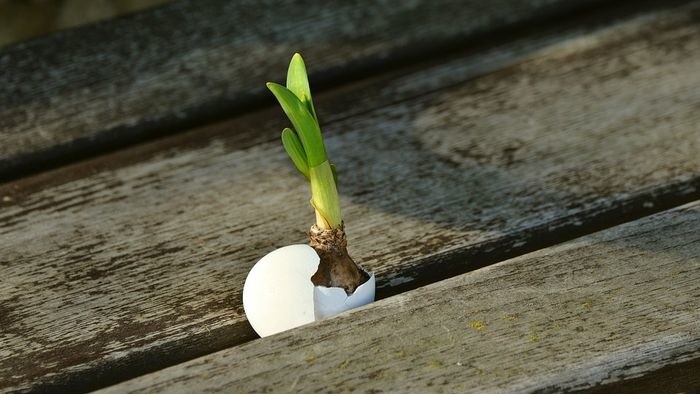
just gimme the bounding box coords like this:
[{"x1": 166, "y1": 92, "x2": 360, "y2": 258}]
[
  {"x1": 242, "y1": 54, "x2": 374, "y2": 338},
  {"x1": 267, "y1": 53, "x2": 367, "y2": 293}
]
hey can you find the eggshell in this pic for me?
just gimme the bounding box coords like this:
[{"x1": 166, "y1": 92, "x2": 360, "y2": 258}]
[
  {"x1": 314, "y1": 270, "x2": 375, "y2": 320},
  {"x1": 243, "y1": 244, "x2": 319, "y2": 337}
]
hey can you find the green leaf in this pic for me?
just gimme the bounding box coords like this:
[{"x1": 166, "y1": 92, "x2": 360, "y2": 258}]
[
  {"x1": 281, "y1": 128, "x2": 309, "y2": 179},
  {"x1": 269, "y1": 54, "x2": 344, "y2": 230},
  {"x1": 330, "y1": 163, "x2": 338, "y2": 186},
  {"x1": 266, "y1": 82, "x2": 327, "y2": 167},
  {"x1": 286, "y1": 53, "x2": 317, "y2": 121}
]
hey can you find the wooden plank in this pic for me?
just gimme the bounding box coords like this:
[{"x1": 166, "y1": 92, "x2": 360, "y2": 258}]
[
  {"x1": 96, "y1": 201, "x2": 700, "y2": 393},
  {"x1": 0, "y1": 0, "x2": 605, "y2": 181},
  {"x1": 2, "y1": 2, "x2": 700, "y2": 392}
]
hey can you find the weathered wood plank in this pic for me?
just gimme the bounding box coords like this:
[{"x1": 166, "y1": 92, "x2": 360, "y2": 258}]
[
  {"x1": 96, "y1": 201, "x2": 700, "y2": 393},
  {"x1": 0, "y1": 0, "x2": 605, "y2": 181},
  {"x1": 2, "y1": 2, "x2": 700, "y2": 392}
]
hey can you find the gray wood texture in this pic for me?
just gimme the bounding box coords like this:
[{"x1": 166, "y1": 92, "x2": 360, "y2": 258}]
[
  {"x1": 97, "y1": 201, "x2": 700, "y2": 393},
  {"x1": 2, "y1": 2, "x2": 700, "y2": 392},
  {"x1": 0, "y1": 0, "x2": 604, "y2": 181}
]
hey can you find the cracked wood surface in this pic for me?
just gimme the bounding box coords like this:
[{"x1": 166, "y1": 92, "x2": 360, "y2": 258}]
[
  {"x1": 0, "y1": 0, "x2": 604, "y2": 180},
  {"x1": 2, "y1": 2, "x2": 700, "y2": 392},
  {"x1": 97, "y1": 201, "x2": 700, "y2": 393}
]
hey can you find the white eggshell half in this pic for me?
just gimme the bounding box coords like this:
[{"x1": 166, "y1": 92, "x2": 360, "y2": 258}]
[
  {"x1": 243, "y1": 244, "x2": 319, "y2": 337},
  {"x1": 314, "y1": 271, "x2": 375, "y2": 320}
]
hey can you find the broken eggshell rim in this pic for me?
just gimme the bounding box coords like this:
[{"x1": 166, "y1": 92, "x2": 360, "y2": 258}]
[{"x1": 313, "y1": 267, "x2": 375, "y2": 320}]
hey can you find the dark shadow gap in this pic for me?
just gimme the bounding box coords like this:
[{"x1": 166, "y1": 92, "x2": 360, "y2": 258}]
[
  {"x1": 574, "y1": 355, "x2": 700, "y2": 394},
  {"x1": 377, "y1": 178, "x2": 700, "y2": 299}
]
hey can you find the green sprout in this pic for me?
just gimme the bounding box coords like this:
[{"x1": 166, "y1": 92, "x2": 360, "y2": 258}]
[{"x1": 267, "y1": 53, "x2": 341, "y2": 230}]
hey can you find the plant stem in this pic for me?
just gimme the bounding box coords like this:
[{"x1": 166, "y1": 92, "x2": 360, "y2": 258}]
[{"x1": 309, "y1": 161, "x2": 342, "y2": 230}]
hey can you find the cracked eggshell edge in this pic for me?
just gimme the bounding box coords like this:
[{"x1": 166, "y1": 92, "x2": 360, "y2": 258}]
[{"x1": 314, "y1": 270, "x2": 376, "y2": 320}]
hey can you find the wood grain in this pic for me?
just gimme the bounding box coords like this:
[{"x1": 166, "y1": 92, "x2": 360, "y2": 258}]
[
  {"x1": 2, "y1": 2, "x2": 700, "y2": 392},
  {"x1": 97, "y1": 201, "x2": 700, "y2": 393},
  {"x1": 0, "y1": 0, "x2": 605, "y2": 181}
]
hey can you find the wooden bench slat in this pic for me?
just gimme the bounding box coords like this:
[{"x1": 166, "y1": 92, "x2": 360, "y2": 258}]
[
  {"x1": 0, "y1": 0, "x2": 604, "y2": 181},
  {"x1": 96, "y1": 201, "x2": 700, "y2": 393},
  {"x1": 2, "y1": 2, "x2": 700, "y2": 392}
]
